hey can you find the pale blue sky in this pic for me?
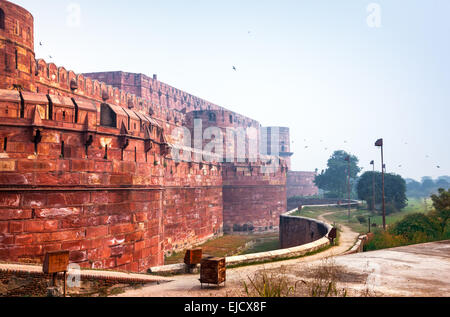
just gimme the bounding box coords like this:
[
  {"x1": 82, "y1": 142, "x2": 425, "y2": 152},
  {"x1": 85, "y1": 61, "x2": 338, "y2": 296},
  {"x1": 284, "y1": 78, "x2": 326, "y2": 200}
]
[{"x1": 12, "y1": 0, "x2": 450, "y2": 181}]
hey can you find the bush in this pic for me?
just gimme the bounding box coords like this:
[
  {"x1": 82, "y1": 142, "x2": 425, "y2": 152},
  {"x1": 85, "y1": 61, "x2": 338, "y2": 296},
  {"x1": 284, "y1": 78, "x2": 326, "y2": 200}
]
[
  {"x1": 356, "y1": 215, "x2": 367, "y2": 224},
  {"x1": 364, "y1": 231, "x2": 409, "y2": 251},
  {"x1": 390, "y1": 213, "x2": 441, "y2": 241},
  {"x1": 385, "y1": 202, "x2": 399, "y2": 215}
]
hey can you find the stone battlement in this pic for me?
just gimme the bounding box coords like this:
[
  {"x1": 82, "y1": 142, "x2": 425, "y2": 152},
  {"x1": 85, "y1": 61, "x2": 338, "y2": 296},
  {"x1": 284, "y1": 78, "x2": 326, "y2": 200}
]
[{"x1": 0, "y1": 0, "x2": 290, "y2": 272}]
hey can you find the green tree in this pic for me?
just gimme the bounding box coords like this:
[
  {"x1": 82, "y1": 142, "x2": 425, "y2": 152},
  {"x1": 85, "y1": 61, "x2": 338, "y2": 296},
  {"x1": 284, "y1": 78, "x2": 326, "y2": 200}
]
[
  {"x1": 421, "y1": 176, "x2": 435, "y2": 196},
  {"x1": 357, "y1": 172, "x2": 407, "y2": 214},
  {"x1": 406, "y1": 179, "x2": 423, "y2": 197},
  {"x1": 430, "y1": 188, "x2": 450, "y2": 236},
  {"x1": 314, "y1": 150, "x2": 361, "y2": 199}
]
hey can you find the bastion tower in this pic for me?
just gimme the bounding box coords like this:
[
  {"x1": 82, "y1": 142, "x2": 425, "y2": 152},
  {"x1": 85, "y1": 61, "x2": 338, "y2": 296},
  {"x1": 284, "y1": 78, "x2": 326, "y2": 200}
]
[
  {"x1": 0, "y1": 0, "x2": 36, "y2": 92},
  {"x1": 0, "y1": 0, "x2": 293, "y2": 272}
]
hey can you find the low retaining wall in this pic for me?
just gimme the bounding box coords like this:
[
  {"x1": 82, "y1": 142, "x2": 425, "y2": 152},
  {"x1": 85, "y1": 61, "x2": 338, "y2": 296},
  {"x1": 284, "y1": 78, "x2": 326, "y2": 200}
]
[
  {"x1": 279, "y1": 215, "x2": 331, "y2": 249},
  {"x1": 287, "y1": 198, "x2": 360, "y2": 211},
  {"x1": 0, "y1": 262, "x2": 168, "y2": 296},
  {"x1": 343, "y1": 235, "x2": 368, "y2": 255}
]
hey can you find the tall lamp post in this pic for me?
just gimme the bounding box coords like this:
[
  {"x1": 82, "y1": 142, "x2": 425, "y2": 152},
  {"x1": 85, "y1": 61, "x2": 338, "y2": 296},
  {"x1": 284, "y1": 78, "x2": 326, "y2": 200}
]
[
  {"x1": 345, "y1": 155, "x2": 351, "y2": 221},
  {"x1": 375, "y1": 139, "x2": 386, "y2": 230},
  {"x1": 370, "y1": 160, "x2": 375, "y2": 213}
]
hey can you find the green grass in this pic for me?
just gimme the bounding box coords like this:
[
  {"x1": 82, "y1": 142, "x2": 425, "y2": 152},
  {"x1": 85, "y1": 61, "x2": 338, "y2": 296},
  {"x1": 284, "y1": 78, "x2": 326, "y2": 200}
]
[
  {"x1": 291, "y1": 198, "x2": 430, "y2": 234},
  {"x1": 239, "y1": 235, "x2": 280, "y2": 255},
  {"x1": 164, "y1": 233, "x2": 279, "y2": 265}
]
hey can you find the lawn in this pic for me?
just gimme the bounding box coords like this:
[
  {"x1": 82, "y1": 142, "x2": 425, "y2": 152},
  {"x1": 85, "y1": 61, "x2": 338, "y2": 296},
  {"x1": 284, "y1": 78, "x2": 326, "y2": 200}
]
[
  {"x1": 164, "y1": 233, "x2": 280, "y2": 265},
  {"x1": 291, "y1": 198, "x2": 430, "y2": 234}
]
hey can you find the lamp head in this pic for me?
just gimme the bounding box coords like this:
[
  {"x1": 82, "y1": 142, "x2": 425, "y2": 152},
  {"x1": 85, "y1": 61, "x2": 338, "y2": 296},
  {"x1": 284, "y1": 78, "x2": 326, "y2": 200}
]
[{"x1": 375, "y1": 139, "x2": 383, "y2": 147}]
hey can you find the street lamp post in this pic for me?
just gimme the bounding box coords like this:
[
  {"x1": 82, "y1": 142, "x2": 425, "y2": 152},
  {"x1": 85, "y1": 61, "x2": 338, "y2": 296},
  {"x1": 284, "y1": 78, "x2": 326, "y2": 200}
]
[
  {"x1": 345, "y1": 155, "x2": 351, "y2": 221},
  {"x1": 375, "y1": 139, "x2": 386, "y2": 230},
  {"x1": 370, "y1": 160, "x2": 375, "y2": 213}
]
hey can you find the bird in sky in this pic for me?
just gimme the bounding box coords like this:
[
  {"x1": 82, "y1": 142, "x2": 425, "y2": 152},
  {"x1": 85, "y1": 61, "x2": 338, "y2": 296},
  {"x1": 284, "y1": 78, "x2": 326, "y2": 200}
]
[
  {"x1": 437, "y1": 166, "x2": 441, "y2": 169},
  {"x1": 232, "y1": 66, "x2": 237, "y2": 71},
  {"x1": 39, "y1": 41, "x2": 43, "y2": 46},
  {"x1": 49, "y1": 55, "x2": 53, "y2": 59}
]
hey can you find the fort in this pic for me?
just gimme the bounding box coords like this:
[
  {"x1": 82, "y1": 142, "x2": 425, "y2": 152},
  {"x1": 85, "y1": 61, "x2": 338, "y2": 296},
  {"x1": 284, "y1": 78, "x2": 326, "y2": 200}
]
[{"x1": 0, "y1": 1, "x2": 318, "y2": 272}]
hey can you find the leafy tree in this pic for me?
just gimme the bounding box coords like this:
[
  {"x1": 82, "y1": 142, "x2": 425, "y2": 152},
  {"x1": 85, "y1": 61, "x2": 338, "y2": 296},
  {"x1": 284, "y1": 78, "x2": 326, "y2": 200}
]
[
  {"x1": 406, "y1": 176, "x2": 450, "y2": 197},
  {"x1": 357, "y1": 171, "x2": 407, "y2": 214},
  {"x1": 421, "y1": 176, "x2": 435, "y2": 196},
  {"x1": 314, "y1": 151, "x2": 361, "y2": 199},
  {"x1": 405, "y1": 179, "x2": 423, "y2": 197},
  {"x1": 430, "y1": 188, "x2": 450, "y2": 236}
]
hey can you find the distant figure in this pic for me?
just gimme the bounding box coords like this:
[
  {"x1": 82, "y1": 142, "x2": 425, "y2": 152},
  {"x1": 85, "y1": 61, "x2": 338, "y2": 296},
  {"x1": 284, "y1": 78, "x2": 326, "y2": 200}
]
[{"x1": 232, "y1": 66, "x2": 237, "y2": 71}]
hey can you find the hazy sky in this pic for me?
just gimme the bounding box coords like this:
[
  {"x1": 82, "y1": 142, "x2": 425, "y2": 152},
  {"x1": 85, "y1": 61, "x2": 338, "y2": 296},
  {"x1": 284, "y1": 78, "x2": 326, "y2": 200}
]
[{"x1": 12, "y1": 0, "x2": 450, "y2": 181}]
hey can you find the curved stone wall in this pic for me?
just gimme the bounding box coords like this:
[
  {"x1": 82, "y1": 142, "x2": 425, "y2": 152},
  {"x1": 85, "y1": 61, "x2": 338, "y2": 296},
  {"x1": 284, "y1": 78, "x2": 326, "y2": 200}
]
[{"x1": 279, "y1": 214, "x2": 331, "y2": 249}]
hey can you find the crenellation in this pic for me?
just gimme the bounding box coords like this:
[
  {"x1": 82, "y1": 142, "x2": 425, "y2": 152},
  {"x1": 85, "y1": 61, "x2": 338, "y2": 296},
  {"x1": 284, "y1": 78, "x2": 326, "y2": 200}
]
[{"x1": 0, "y1": 0, "x2": 298, "y2": 272}]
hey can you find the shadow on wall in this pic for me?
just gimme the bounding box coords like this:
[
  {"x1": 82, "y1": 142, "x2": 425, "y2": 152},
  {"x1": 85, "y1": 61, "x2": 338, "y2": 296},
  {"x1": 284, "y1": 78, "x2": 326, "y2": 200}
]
[{"x1": 279, "y1": 215, "x2": 330, "y2": 249}]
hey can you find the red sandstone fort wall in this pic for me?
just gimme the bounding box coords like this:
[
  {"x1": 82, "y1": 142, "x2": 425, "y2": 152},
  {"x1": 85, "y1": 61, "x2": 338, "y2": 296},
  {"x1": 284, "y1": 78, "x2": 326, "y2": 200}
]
[
  {"x1": 287, "y1": 171, "x2": 319, "y2": 198},
  {"x1": 0, "y1": 0, "x2": 290, "y2": 271},
  {"x1": 222, "y1": 164, "x2": 287, "y2": 233}
]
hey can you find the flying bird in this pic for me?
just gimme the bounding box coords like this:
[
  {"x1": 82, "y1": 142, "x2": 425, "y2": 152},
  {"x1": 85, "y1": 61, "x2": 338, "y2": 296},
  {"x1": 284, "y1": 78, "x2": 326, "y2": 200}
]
[
  {"x1": 39, "y1": 41, "x2": 43, "y2": 46},
  {"x1": 232, "y1": 66, "x2": 237, "y2": 71},
  {"x1": 437, "y1": 166, "x2": 441, "y2": 169}
]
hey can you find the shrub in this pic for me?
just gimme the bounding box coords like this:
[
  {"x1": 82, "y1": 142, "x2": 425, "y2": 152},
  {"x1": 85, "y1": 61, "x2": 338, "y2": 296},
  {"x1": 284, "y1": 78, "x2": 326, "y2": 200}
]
[
  {"x1": 385, "y1": 202, "x2": 399, "y2": 215},
  {"x1": 364, "y1": 231, "x2": 409, "y2": 251},
  {"x1": 390, "y1": 213, "x2": 441, "y2": 240},
  {"x1": 356, "y1": 215, "x2": 367, "y2": 224}
]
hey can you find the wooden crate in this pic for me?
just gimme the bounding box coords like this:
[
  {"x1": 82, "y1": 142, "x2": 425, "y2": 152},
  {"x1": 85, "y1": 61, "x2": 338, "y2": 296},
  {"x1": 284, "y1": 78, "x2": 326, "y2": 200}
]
[
  {"x1": 184, "y1": 249, "x2": 203, "y2": 265},
  {"x1": 200, "y1": 257, "x2": 226, "y2": 287}
]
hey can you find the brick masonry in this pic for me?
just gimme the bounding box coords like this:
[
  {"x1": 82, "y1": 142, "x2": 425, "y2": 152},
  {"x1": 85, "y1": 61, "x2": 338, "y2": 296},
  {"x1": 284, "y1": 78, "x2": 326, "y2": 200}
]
[
  {"x1": 0, "y1": 0, "x2": 293, "y2": 272},
  {"x1": 287, "y1": 171, "x2": 319, "y2": 198},
  {"x1": 279, "y1": 215, "x2": 330, "y2": 249}
]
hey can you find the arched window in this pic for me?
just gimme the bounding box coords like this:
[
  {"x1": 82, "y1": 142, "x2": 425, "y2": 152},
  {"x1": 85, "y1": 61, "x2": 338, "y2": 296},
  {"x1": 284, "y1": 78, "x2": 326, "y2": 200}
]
[{"x1": 0, "y1": 9, "x2": 5, "y2": 30}]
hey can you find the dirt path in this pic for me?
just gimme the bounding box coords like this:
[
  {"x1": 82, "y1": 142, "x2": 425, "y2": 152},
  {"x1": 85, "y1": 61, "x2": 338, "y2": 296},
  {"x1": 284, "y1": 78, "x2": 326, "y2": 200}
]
[{"x1": 115, "y1": 212, "x2": 360, "y2": 297}]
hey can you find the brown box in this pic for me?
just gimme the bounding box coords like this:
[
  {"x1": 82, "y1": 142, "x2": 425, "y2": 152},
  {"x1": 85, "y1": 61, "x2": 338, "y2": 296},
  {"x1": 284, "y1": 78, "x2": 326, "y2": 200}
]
[
  {"x1": 200, "y1": 257, "x2": 226, "y2": 287},
  {"x1": 184, "y1": 249, "x2": 203, "y2": 265},
  {"x1": 43, "y1": 251, "x2": 70, "y2": 274}
]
